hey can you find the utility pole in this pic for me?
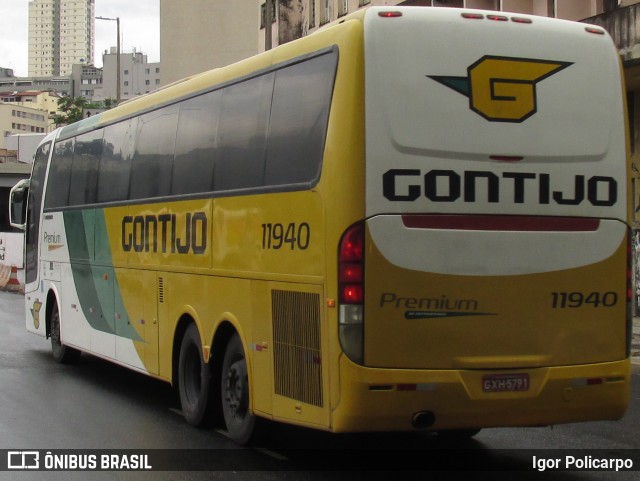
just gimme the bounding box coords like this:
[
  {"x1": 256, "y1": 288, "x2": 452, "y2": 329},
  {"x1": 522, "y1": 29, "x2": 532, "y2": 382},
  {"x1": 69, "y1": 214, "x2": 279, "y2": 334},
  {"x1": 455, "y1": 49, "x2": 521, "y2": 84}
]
[{"x1": 96, "y1": 16, "x2": 121, "y2": 105}]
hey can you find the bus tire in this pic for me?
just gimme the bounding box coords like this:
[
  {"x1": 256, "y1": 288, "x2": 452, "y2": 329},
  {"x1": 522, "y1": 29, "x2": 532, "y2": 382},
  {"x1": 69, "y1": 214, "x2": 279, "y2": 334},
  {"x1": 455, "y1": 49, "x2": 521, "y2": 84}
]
[
  {"x1": 50, "y1": 302, "x2": 80, "y2": 364},
  {"x1": 178, "y1": 323, "x2": 212, "y2": 427},
  {"x1": 221, "y1": 332, "x2": 257, "y2": 445}
]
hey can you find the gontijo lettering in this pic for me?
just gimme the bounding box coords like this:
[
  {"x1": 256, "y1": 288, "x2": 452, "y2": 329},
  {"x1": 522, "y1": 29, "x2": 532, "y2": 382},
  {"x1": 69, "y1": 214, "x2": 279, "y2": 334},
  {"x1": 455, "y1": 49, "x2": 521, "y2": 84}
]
[
  {"x1": 121, "y1": 212, "x2": 207, "y2": 254},
  {"x1": 383, "y1": 169, "x2": 617, "y2": 206}
]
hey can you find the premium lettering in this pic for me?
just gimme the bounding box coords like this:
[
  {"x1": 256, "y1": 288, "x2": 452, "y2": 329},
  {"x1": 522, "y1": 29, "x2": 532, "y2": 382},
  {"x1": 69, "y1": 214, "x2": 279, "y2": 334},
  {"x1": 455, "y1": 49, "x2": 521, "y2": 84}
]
[
  {"x1": 380, "y1": 292, "x2": 479, "y2": 312},
  {"x1": 382, "y1": 169, "x2": 617, "y2": 206},
  {"x1": 121, "y1": 212, "x2": 207, "y2": 254}
]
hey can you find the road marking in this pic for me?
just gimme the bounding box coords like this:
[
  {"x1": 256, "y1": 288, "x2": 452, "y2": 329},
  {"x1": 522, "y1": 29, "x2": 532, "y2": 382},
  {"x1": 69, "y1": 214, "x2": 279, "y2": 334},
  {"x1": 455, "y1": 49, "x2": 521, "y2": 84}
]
[
  {"x1": 213, "y1": 429, "x2": 289, "y2": 461},
  {"x1": 254, "y1": 447, "x2": 288, "y2": 461}
]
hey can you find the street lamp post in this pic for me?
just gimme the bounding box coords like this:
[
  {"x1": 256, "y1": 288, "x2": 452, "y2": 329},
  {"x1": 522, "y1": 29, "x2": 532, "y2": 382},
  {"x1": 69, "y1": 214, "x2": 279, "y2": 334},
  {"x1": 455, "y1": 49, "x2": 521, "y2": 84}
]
[{"x1": 96, "y1": 16, "x2": 120, "y2": 105}]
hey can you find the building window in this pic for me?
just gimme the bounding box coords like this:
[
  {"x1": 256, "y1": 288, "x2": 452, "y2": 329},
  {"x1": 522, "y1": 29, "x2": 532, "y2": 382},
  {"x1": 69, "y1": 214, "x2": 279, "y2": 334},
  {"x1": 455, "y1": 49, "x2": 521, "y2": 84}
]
[
  {"x1": 124, "y1": 81, "x2": 129, "y2": 86},
  {"x1": 124, "y1": 69, "x2": 129, "y2": 75}
]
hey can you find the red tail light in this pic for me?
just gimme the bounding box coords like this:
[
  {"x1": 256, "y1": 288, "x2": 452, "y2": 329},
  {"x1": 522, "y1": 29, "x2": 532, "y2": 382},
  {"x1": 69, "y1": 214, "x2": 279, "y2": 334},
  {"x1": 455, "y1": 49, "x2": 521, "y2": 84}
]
[
  {"x1": 339, "y1": 223, "x2": 364, "y2": 304},
  {"x1": 340, "y1": 263, "x2": 363, "y2": 283},
  {"x1": 378, "y1": 11, "x2": 402, "y2": 18},
  {"x1": 585, "y1": 27, "x2": 605, "y2": 35},
  {"x1": 340, "y1": 226, "x2": 363, "y2": 262},
  {"x1": 341, "y1": 284, "x2": 363, "y2": 304}
]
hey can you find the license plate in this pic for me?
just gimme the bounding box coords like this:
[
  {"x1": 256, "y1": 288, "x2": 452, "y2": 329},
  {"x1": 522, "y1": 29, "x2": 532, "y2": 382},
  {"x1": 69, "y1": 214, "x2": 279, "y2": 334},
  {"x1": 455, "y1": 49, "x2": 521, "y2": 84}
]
[{"x1": 482, "y1": 373, "x2": 530, "y2": 392}]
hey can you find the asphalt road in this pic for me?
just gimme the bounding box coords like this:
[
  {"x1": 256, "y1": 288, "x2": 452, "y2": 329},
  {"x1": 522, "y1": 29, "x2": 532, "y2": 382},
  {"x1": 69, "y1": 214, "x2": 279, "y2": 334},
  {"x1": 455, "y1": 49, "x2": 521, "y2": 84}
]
[{"x1": 0, "y1": 290, "x2": 638, "y2": 481}]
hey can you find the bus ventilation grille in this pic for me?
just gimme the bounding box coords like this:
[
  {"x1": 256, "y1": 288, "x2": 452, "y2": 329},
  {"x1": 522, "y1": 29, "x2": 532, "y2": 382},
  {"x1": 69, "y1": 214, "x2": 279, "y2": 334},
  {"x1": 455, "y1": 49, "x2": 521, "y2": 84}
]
[
  {"x1": 158, "y1": 277, "x2": 164, "y2": 303},
  {"x1": 272, "y1": 290, "x2": 323, "y2": 408}
]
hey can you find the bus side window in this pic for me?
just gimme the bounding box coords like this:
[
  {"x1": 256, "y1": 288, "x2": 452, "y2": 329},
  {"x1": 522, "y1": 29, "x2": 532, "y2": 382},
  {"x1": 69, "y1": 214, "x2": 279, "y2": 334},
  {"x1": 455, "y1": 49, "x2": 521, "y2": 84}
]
[
  {"x1": 130, "y1": 104, "x2": 179, "y2": 200},
  {"x1": 44, "y1": 139, "x2": 74, "y2": 209},
  {"x1": 69, "y1": 129, "x2": 103, "y2": 206},
  {"x1": 98, "y1": 118, "x2": 137, "y2": 203},
  {"x1": 214, "y1": 73, "x2": 274, "y2": 192},
  {"x1": 266, "y1": 51, "x2": 337, "y2": 187},
  {"x1": 173, "y1": 90, "x2": 222, "y2": 196}
]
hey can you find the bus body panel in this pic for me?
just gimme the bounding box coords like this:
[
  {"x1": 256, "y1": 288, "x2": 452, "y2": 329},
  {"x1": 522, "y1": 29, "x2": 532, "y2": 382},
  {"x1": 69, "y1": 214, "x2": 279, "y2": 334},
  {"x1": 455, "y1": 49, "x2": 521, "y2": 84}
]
[
  {"x1": 19, "y1": 17, "x2": 365, "y2": 435},
  {"x1": 361, "y1": 8, "x2": 629, "y2": 372},
  {"x1": 332, "y1": 357, "x2": 630, "y2": 432},
  {"x1": 364, "y1": 219, "x2": 628, "y2": 369},
  {"x1": 364, "y1": 8, "x2": 627, "y2": 221}
]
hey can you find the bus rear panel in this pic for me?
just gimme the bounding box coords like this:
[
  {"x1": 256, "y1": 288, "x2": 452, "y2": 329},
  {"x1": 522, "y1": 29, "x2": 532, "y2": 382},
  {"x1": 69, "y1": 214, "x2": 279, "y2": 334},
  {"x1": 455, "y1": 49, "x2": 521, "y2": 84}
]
[{"x1": 333, "y1": 7, "x2": 630, "y2": 432}]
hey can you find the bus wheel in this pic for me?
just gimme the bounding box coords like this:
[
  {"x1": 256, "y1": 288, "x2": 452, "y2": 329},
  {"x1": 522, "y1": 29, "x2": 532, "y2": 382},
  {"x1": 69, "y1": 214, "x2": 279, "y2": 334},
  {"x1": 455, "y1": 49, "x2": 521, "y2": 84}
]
[
  {"x1": 221, "y1": 333, "x2": 257, "y2": 445},
  {"x1": 178, "y1": 323, "x2": 212, "y2": 427},
  {"x1": 50, "y1": 302, "x2": 80, "y2": 364}
]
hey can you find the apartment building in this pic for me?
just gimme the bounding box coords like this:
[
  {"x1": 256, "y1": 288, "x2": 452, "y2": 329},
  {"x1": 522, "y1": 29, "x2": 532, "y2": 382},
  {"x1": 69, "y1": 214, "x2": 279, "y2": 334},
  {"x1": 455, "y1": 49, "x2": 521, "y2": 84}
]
[
  {"x1": 28, "y1": 0, "x2": 95, "y2": 77},
  {"x1": 0, "y1": 90, "x2": 60, "y2": 121},
  {"x1": 101, "y1": 48, "x2": 161, "y2": 102},
  {"x1": 0, "y1": 75, "x2": 71, "y2": 96},
  {"x1": 160, "y1": 0, "x2": 259, "y2": 86},
  {"x1": 0, "y1": 105, "x2": 49, "y2": 149},
  {"x1": 70, "y1": 63, "x2": 102, "y2": 100}
]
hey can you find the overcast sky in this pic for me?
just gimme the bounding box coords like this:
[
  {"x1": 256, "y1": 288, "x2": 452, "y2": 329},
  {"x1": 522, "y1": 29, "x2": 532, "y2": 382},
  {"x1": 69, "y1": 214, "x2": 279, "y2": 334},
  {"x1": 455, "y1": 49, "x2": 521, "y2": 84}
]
[{"x1": 0, "y1": 0, "x2": 160, "y2": 77}]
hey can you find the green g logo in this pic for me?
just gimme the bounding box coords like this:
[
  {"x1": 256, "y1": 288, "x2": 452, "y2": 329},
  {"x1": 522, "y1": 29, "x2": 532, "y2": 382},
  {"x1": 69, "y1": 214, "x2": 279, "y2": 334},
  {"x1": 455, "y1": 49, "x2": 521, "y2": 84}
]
[{"x1": 429, "y1": 56, "x2": 572, "y2": 123}]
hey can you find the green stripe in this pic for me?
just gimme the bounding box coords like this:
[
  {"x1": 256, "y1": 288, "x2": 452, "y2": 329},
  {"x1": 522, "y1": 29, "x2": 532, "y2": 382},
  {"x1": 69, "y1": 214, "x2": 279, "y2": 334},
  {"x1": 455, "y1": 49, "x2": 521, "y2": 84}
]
[{"x1": 64, "y1": 209, "x2": 141, "y2": 341}]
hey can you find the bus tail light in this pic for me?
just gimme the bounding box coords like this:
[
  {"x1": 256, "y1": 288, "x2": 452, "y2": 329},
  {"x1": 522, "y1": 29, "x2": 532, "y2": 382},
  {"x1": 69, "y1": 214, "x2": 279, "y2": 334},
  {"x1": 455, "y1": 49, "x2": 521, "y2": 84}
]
[
  {"x1": 378, "y1": 11, "x2": 402, "y2": 18},
  {"x1": 339, "y1": 223, "x2": 364, "y2": 364}
]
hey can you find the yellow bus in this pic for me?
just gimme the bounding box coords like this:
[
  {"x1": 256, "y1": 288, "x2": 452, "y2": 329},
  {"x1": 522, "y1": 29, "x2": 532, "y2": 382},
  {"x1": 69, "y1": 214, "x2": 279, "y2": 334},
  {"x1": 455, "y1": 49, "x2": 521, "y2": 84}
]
[{"x1": 10, "y1": 6, "x2": 631, "y2": 444}]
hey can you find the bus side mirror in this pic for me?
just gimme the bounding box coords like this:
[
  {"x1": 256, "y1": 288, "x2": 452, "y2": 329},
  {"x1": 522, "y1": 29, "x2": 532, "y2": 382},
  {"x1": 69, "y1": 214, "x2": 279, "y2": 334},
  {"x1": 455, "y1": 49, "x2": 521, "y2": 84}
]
[{"x1": 10, "y1": 179, "x2": 30, "y2": 231}]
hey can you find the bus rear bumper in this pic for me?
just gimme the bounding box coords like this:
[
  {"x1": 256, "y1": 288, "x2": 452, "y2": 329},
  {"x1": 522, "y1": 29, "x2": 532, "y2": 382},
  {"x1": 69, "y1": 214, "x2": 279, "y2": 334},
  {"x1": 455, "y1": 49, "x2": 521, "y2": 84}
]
[{"x1": 330, "y1": 356, "x2": 631, "y2": 433}]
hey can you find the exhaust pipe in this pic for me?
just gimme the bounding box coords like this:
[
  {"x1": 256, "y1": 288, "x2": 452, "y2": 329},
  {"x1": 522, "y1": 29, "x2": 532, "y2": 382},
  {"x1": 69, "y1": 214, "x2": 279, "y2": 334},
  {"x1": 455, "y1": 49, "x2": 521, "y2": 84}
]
[{"x1": 411, "y1": 411, "x2": 435, "y2": 429}]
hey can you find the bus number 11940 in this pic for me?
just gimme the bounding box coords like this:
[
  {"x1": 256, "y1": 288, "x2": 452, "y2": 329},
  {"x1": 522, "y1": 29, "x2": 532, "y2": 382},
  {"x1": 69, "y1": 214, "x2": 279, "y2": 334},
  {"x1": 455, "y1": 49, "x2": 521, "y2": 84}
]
[
  {"x1": 261, "y1": 222, "x2": 310, "y2": 250},
  {"x1": 550, "y1": 291, "x2": 618, "y2": 309}
]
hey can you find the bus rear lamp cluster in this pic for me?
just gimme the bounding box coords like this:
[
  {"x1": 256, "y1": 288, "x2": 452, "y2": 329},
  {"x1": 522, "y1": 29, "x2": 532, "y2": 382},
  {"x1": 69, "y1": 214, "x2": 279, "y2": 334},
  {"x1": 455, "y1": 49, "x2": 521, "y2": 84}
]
[
  {"x1": 338, "y1": 223, "x2": 365, "y2": 364},
  {"x1": 460, "y1": 10, "x2": 605, "y2": 34},
  {"x1": 461, "y1": 12, "x2": 532, "y2": 24}
]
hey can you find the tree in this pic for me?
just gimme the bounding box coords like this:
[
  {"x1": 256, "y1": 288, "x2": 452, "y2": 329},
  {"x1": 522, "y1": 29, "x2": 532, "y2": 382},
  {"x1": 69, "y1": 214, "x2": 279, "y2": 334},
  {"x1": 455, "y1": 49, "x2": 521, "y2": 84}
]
[
  {"x1": 53, "y1": 96, "x2": 88, "y2": 127},
  {"x1": 103, "y1": 98, "x2": 116, "y2": 109}
]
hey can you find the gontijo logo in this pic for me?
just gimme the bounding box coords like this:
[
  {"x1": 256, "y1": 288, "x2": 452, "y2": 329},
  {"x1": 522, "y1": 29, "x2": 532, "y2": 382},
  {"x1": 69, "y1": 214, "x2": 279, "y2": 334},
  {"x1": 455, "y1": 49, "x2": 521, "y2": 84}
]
[{"x1": 429, "y1": 56, "x2": 572, "y2": 122}]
